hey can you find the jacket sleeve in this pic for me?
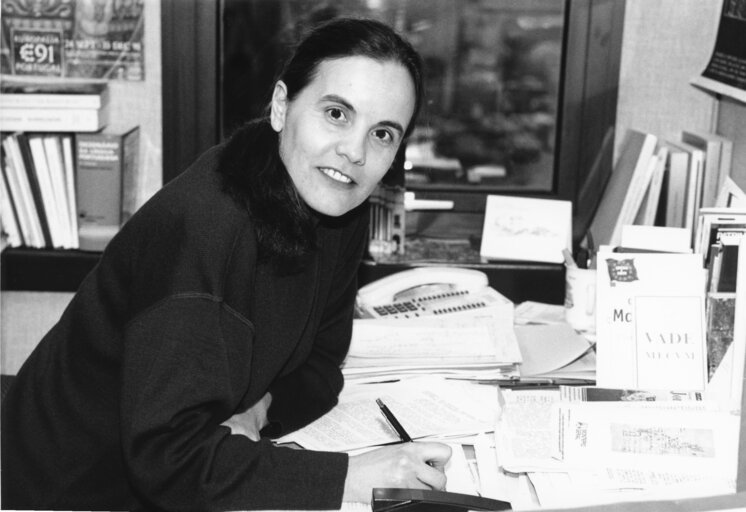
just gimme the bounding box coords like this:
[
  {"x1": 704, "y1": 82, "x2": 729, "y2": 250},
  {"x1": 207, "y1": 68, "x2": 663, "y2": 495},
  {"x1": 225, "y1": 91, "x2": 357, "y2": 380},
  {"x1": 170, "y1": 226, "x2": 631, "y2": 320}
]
[
  {"x1": 120, "y1": 296, "x2": 348, "y2": 511},
  {"x1": 265, "y1": 209, "x2": 370, "y2": 435}
]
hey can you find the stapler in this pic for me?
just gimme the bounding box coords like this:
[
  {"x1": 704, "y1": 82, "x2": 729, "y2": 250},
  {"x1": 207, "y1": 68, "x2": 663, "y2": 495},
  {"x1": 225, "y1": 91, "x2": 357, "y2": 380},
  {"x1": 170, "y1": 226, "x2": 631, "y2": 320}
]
[{"x1": 371, "y1": 488, "x2": 512, "y2": 511}]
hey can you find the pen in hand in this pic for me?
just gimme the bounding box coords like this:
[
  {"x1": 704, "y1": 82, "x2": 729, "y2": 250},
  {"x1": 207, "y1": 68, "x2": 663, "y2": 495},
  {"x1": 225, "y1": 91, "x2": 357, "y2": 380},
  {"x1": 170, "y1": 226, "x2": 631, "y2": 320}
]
[{"x1": 376, "y1": 398, "x2": 412, "y2": 443}]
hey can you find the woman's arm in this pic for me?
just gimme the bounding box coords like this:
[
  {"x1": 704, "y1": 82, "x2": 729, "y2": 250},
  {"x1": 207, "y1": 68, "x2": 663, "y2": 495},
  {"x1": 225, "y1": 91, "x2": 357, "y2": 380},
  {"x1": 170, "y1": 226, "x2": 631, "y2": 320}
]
[{"x1": 120, "y1": 296, "x2": 348, "y2": 511}]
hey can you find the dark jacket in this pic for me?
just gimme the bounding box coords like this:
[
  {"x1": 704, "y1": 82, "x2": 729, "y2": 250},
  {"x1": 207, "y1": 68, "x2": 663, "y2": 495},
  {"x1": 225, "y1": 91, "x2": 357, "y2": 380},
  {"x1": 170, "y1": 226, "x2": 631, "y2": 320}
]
[{"x1": 1, "y1": 127, "x2": 369, "y2": 511}]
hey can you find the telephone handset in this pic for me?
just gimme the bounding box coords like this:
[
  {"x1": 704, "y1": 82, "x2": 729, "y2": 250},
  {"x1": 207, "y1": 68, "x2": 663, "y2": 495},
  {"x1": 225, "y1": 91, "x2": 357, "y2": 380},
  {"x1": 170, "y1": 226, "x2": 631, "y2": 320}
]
[
  {"x1": 355, "y1": 267, "x2": 509, "y2": 320},
  {"x1": 372, "y1": 488, "x2": 512, "y2": 511}
]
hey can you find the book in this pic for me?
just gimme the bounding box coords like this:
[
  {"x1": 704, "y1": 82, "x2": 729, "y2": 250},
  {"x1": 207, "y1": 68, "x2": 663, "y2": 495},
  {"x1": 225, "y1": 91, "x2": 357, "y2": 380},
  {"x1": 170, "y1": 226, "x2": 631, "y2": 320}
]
[
  {"x1": 595, "y1": 250, "x2": 708, "y2": 391},
  {"x1": 660, "y1": 141, "x2": 691, "y2": 229},
  {"x1": 27, "y1": 135, "x2": 67, "y2": 248},
  {"x1": 60, "y1": 135, "x2": 79, "y2": 249},
  {"x1": 76, "y1": 127, "x2": 140, "y2": 251},
  {"x1": 705, "y1": 292, "x2": 737, "y2": 381},
  {"x1": 587, "y1": 129, "x2": 658, "y2": 248},
  {"x1": 706, "y1": 236, "x2": 746, "y2": 402},
  {"x1": 0, "y1": 106, "x2": 108, "y2": 132},
  {"x1": 694, "y1": 207, "x2": 746, "y2": 261},
  {"x1": 0, "y1": 81, "x2": 109, "y2": 109},
  {"x1": 479, "y1": 195, "x2": 572, "y2": 264},
  {"x1": 671, "y1": 140, "x2": 706, "y2": 233},
  {"x1": 0, "y1": 153, "x2": 24, "y2": 248},
  {"x1": 682, "y1": 130, "x2": 724, "y2": 209},
  {"x1": 1, "y1": 135, "x2": 45, "y2": 248},
  {"x1": 716, "y1": 176, "x2": 746, "y2": 208},
  {"x1": 634, "y1": 145, "x2": 668, "y2": 226},
  {"x1": 14, "y1": 134, "x2": 53, "y2": 247}
]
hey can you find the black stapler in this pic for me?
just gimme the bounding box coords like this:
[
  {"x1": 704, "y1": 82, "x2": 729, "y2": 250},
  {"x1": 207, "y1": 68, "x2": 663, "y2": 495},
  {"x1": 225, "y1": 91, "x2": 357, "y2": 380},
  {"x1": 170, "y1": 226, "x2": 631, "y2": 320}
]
[{"x1": 372, "y1": 488, "x2": 512, "y2": 511}]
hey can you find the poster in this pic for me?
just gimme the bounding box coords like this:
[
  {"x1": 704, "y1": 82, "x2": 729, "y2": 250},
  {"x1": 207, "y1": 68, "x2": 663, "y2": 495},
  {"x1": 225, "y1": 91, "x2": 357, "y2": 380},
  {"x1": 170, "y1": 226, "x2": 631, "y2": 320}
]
[
  {"x1": 0, "y1": 0, "x2": 144, "y2": 81},
  {"x1": 691, "y1": 0, "x2": 746, "y2": 103}
]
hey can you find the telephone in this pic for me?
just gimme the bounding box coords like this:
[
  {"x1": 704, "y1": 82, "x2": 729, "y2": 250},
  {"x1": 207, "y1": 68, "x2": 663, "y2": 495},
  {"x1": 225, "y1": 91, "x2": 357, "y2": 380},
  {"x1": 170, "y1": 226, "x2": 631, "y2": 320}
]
[
  {"x1": 372, "y1": 488, "x2": 512, "y2": 511},
  {"x1": 355, "y1": 266, "x2": 512, "y2": 320}
]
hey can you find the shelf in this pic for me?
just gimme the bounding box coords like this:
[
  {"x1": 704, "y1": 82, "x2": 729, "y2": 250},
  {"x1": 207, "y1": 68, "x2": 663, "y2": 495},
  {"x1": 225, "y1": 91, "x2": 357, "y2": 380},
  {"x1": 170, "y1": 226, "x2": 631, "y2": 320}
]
[{"x1": 1, "y1": 247, "x2": 101, "y2": 292}]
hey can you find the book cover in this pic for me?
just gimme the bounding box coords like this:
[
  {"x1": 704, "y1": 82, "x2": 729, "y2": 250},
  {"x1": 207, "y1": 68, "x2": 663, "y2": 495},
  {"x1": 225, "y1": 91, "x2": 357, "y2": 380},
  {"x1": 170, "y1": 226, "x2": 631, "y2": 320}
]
[
  {"x1": 706, "y1": 292, "x2": 736, "y2": 381},
  {"x1": 42, "y1": 135, "x2": 75, "y2": 249},
  {"x1": 479, "y1": 195, "x2": 572, "y2": 264},
  {"x1": 0, "y1": 106, "x2": 108, "y2": 132},
  {"x1": 14, "y1": 134, "x2": 53, "y2": 247},
  {"x1": 0, "y1": 151, "x2": 24, "y2": 247},
  {"x1": 27, "y1": 135, "x2": 67, "y2": 248},
  {"x1": 682, "y1": 130, "x2": 724, "y2": 209},
  {"x1": 587, "y1": 129, "x2": 658, "y2": 248},
  {"x1": 634, "y1": 145, "x2": 668, "y2": 226},
  {"x1": 596, "y1": 250, "x2": 708, "y2": 391},
  {"x1": 1, "y1": 135, "x2": 45, "y2": 248},
  {"x1": 671, "y1": 140, "x2": 705, "y2": 233},
  {"x1": 76, "y1": 127, "x2": 139, "y2": 251},
  {"x1": 0, "y1": 82, "x2": 109, "y2": 109},
  {"x1": 694, "y1": 207, "x2": 746, "y2": 260},
  {"x1": 660, "y1": 141, "x2": 691, "y2": 229},
  {"x1": 61, "y1": 135, "x2": 79, "y2": 249}
]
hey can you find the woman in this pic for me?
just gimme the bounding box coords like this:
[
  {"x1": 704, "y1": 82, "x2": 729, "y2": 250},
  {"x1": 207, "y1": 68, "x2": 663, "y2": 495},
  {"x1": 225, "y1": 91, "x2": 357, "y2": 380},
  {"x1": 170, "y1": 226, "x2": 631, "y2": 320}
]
[{"x1": 1, "y1": 17, "x2": 451, "y2": 511}]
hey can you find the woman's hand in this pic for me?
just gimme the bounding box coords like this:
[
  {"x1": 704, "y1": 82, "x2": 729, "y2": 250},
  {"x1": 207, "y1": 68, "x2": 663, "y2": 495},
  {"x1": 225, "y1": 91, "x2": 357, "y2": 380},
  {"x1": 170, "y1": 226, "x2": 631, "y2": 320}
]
[
  {"x1": 220, "y1": 392, "x2": 272, "y2": 441},
  {"x1": 342, "y1": 442, "x2": 452, "y2": 503}
]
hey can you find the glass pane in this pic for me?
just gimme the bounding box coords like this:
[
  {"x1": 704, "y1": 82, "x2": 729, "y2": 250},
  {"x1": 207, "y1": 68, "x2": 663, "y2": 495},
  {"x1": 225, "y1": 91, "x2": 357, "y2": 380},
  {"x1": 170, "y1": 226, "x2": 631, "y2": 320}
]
[{"x1": 222, "y1": 0, "x2": 565, "y2": 194}]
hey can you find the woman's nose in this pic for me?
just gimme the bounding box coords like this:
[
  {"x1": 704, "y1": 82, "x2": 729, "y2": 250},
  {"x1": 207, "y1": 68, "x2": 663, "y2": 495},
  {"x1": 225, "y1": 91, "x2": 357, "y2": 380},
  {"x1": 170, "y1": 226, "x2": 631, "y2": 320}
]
[{"x1": 336, "y1": 130, "x2": 366, "y2": 166}]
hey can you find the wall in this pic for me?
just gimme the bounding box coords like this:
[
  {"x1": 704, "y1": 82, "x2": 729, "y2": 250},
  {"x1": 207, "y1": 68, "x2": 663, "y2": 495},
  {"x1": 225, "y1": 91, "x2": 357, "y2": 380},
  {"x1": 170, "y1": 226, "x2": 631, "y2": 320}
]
[{"x1": 615, "y1": 0, "x2": 745, "y2": 190}]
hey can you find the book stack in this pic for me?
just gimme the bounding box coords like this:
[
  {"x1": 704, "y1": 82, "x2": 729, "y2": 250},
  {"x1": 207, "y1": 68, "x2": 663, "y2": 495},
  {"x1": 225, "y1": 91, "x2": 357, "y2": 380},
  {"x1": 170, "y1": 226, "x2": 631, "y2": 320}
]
[
  {"x1": 0, "y1": 81, "x2": 109, "y2": 132},
  {"x1": 0, "y1": 82, "x2": 140, "y2": 251},
  {"x1": 1, "y1": 133, "x2": 78, "y2": 249},
  {"x1": 584, "y1": 127, "x2": 735, "y2": 253}
]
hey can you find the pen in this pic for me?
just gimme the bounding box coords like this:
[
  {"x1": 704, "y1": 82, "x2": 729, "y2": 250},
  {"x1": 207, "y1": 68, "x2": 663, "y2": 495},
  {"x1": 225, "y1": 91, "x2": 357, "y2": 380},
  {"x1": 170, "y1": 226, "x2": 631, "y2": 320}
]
[{"x1": 376, "y1": 398, "x2": 412, "y2": 442}]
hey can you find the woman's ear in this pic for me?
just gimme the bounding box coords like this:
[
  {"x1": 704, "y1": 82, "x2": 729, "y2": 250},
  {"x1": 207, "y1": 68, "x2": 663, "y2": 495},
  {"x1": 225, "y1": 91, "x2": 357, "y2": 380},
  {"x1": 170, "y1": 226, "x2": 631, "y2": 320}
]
[{"x1": 270, "y1": 81, "x2": 289, "y2": 133}]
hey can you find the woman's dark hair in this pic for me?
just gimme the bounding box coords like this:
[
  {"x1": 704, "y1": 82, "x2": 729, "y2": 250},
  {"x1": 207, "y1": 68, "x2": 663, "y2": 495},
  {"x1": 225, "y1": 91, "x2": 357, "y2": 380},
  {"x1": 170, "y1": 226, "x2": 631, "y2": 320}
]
[
  {"x1": 278, "y1": 17, "x2": 424, "y2": 137},
  {"x1": 220, "y1": 17, "x2": 423, "y2": 270}
]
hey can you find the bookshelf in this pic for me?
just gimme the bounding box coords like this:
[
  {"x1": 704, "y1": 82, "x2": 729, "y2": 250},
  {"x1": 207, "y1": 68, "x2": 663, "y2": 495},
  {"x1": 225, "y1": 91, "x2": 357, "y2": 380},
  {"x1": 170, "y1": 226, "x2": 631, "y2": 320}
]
[
  {"x1": 0, "y1": 247, "x2": 99, "y2": 292},
  {"x1": 0, "y1": 0, "x2": 162, "y2": 291}
]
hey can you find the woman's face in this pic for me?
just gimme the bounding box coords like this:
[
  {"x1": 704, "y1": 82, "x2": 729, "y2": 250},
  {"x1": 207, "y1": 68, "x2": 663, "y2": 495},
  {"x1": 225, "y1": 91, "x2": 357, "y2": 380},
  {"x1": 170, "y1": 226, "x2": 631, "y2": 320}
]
[{"x1": 270, "y1": 56, "x2": 416, "y2": 217}]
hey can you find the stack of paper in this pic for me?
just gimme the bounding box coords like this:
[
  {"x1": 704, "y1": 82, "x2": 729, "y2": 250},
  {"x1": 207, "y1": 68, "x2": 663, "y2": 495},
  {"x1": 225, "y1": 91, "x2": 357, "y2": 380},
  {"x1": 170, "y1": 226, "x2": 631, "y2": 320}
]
[
  {"x1": 493, "y1": 387, "x2": 738, "y2": 508},
  {"x1": 276, "y1": 378, "x2": 498, "y2": 452},
  {"x1": 342, "y1": 312, "x2": 522, "y2": 382}
]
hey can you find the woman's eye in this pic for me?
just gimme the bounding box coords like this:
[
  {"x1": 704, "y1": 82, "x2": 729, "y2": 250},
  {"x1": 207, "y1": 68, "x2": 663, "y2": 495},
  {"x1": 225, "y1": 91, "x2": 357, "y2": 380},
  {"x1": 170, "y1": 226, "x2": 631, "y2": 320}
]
[
  {"x1": 373, "y1": 129, "x2": 393, "y2": 145},
  {"x1": 327, "y1": 107, "x2": 346, "y2": 122}
]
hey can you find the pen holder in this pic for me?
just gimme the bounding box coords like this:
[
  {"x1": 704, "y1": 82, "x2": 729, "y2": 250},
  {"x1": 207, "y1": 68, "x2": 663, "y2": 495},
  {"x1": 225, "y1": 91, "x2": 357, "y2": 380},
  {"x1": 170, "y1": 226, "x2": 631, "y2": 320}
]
[{"x1": 564, "y1": 266, "x2": 596, "y2": 333}]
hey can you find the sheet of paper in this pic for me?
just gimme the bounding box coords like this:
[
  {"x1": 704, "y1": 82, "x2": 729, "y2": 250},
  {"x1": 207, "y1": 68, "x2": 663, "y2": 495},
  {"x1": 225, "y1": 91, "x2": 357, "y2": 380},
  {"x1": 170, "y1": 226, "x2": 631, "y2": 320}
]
[
  {"x1": 494, "y1": 388, "x2": 565, "y2": 472},
  {"x1": 276, "y1": 378, "x2": 497, "y2": 452},
  {"x1": 553, "y1": 401, "x2": 739, "y2": 481},
  {"x1": 513, "y1": 301, "x2": 567, "y2": 325},
  {"x1": 514, "y1": 323, "x2": 592, "y2": 377},
  {"x1": 528, "y1": 469, "x2": 734, "y2": 509},
  {"x1": 347, "y1": 314, "x2": 521, "y2": 365}
]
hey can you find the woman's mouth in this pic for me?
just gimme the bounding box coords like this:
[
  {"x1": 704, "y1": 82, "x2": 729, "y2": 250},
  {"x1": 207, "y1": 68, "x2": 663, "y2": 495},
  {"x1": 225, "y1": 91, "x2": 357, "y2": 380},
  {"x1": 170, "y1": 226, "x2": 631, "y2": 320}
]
[{"x1": 319, "y1": 167, "x2": 353, "y2": 184}]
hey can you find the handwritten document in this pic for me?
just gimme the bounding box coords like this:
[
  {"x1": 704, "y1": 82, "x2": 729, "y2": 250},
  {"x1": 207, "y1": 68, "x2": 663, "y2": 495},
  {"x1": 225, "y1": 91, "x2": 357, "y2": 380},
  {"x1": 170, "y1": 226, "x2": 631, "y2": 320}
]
[{"x1": 276, "y1": 378, "x2": 497, "y2": 452}]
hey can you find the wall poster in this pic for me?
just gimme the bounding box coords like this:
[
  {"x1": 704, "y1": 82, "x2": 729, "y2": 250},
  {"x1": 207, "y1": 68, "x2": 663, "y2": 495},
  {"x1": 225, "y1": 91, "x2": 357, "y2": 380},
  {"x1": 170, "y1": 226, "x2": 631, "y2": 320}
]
[
  {"x1": 0, "y1": 0, "x2": 144, "y2": 81},
  {"x1": 691, "y1": 0, "x2": 746, "y2": 104}
]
